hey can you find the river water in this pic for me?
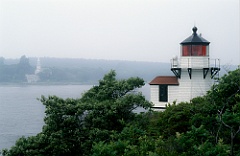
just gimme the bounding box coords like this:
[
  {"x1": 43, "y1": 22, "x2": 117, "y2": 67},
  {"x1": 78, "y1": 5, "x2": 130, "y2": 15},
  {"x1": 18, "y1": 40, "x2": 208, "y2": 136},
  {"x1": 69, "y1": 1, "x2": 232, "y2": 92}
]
[{"x1": 0, "y1": 84, "x2": 150, "y2": 150}]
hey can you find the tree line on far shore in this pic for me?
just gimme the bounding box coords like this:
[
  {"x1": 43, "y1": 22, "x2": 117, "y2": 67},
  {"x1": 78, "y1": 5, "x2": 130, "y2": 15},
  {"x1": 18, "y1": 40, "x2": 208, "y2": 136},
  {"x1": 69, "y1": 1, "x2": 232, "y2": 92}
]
[
  {"x1": 0, "y1": 56, "x2": 34, "y2": 82},
  {"x1": 0, "y1": 56, "x2": 171, "y2": 84}
]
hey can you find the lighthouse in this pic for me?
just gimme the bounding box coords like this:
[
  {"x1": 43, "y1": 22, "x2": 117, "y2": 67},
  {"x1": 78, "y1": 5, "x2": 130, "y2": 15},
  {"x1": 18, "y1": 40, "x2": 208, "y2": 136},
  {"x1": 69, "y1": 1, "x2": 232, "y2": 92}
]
[{"x1": 149, "y1": 27, "x2": 220, "y2": 109}]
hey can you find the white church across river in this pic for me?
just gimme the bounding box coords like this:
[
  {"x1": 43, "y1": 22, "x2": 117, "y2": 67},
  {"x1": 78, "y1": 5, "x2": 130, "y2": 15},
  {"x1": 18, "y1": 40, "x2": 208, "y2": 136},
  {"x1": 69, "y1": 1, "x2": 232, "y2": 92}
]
[{"x1": 149, "y1": 27, "x2": 220, "y2": 109}]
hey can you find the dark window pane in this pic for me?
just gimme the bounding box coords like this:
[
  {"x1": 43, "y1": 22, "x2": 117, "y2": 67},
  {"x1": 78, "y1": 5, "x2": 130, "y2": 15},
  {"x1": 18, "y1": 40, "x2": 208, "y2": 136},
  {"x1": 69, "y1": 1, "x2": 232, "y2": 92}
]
[{"x1": 159, "y1": 85, "x2": 168, "y2": 102}]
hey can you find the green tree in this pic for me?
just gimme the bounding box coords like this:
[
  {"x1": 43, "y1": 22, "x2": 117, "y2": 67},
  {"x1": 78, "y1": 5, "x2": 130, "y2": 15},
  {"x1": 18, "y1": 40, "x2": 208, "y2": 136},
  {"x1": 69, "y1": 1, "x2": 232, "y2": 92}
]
[
  {"x1": 175, "y1": 125, "x2": 229, "y2": 156},
  {"x1": 81, "y1": 70, "x2": 152, "y2": 131},
  {"x1": 2, "y1": 70, "x2": 152, "y2": 156},
  {"x1": 207, "y1": 68, "x2": 240, "y2": 155}
]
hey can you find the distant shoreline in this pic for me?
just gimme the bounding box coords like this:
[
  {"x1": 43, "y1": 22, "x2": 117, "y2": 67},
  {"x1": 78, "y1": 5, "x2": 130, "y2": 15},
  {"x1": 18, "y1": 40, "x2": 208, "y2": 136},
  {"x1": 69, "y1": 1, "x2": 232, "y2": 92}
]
[{"x1": 0, "y1": 82, "x2": 96, "y2": 86}]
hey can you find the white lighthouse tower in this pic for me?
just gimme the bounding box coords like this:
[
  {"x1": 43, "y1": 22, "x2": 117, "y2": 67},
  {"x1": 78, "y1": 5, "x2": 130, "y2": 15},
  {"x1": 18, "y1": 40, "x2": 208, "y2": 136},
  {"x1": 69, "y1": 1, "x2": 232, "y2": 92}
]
[{"x1": 149, "y1": 27, "x2": 220, "y2": 108}]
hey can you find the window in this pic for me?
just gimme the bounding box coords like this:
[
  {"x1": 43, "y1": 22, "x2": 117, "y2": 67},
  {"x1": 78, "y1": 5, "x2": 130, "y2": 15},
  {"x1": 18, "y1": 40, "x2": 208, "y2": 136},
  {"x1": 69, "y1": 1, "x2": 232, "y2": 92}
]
[
  {"x1": 202, "y1": 46, "x2": 208, "y2": 56},
  {"x1": 192, "y1": 45, "x2": 202, "y2": 56},
  {"x1": 182, "y1": 45, "x2": 209, "y2": 56},
  {"x1": 159, "y1": 85, "x2": 168, "y2": 102},
  {"x1": 182, "y1": 45, "x2": 191, "y2": 56}
]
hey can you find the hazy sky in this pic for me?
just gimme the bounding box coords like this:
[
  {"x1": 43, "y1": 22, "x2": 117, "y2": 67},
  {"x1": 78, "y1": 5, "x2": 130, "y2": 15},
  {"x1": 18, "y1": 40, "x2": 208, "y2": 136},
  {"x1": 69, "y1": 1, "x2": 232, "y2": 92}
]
[{"x1": 0, "y1": 0, "x2": 239, "y2": 65}]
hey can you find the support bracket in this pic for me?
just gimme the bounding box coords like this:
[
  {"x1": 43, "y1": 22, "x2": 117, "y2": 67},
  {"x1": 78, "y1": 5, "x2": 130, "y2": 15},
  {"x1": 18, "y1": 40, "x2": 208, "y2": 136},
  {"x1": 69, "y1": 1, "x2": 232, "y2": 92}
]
[
  {"x1": 171, "y1": 68, "x2": 181, "y2": 79},
  {"x1": 203, "y1": 68, "x2": 209, "y2": 79},
  {"x1": 187, "y1": 68, "x2": 192, "y2": 79},
  {"x1": 211, "y1": 67, "x2": 220, "y2": 79}
]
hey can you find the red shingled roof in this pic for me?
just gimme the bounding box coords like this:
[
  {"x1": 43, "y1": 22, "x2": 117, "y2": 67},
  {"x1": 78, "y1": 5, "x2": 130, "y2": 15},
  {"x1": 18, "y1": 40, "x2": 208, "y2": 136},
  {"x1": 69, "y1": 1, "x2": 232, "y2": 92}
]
[{"x1": 149, "y1": 76, "x2": 179, "y2": 85}]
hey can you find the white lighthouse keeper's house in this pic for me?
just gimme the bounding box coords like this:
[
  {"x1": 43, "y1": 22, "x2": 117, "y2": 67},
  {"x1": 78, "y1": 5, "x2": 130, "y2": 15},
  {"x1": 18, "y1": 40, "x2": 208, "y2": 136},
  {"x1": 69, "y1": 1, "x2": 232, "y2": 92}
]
[{"x1": 149, "y1": 27, "x2": 220, "y2": 109}]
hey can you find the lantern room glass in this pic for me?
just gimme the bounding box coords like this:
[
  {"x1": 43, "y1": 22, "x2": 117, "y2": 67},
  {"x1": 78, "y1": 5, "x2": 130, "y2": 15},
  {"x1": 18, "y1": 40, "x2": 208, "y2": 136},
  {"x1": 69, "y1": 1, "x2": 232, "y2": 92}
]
[{"x1": 182, "y1": 45, "x2": 209, "y2": 56}]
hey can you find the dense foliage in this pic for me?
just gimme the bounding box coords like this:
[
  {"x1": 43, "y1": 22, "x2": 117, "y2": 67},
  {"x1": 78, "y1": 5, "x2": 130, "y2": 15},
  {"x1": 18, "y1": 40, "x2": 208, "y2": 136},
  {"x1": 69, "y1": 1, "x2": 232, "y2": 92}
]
[
  {"x1": 2, "y1": 68, "x2": 240, "y2": 156},
  {"x1": 1, "y1": 70, "x2": 152, "y2": 155}
]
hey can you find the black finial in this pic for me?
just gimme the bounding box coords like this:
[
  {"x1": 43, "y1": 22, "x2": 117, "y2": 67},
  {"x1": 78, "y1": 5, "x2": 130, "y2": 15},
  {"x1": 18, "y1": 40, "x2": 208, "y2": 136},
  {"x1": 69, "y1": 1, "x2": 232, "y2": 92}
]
[{"x1": 192, "y1": 26, "x2": 197, "y2": 34}]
